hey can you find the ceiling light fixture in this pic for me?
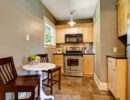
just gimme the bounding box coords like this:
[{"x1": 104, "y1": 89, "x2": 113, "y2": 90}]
[{"x1": 68, "y1": 10, "x2": 76, "y2": 27}]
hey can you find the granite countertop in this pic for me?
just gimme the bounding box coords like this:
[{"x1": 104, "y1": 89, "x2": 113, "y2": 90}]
[
  {"x1": 53, "y1": 53, "x2": 95, "y2": 55},
  {"x1": 107, "y1": 55, "x2": 127, "y2": 59}
]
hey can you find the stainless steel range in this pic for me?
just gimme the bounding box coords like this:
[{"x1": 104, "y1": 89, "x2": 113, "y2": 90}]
[{"x1": 64, "y1": 47, "x2": 84, "y2": 76}]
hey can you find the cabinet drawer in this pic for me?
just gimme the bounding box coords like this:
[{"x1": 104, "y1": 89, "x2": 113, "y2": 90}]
[{"x1": 108, "y1": 58, "x2": 116, "y2": 69}]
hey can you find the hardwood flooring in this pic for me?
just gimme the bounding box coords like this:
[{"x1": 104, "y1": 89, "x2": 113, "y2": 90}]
[{"x1": 44, "y1": 76, "x2": 115, "y2": 100}]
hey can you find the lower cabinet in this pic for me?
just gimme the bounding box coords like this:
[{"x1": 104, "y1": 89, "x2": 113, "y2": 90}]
[
  {"x1": 108, "y1": 57, "x2": 127, "y2": 100},
  {"x1": 52, "y1": 55, "x2": 64, "y2": 74},
  {"x1": 108, "y1": 65, "x2": 112, "y2": 90},
  {"x1": 83, "y1": 55, "x2": 94, "y2": 77},
  {"x1": 111, "y1": 68, "x2": 117, "y2": 97}
]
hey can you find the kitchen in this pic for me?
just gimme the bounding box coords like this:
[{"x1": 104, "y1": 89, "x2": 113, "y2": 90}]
[
  {"x1": 43, "y1": 0, "x2": 128, "y2": 99},
  {"x1": 53, "y1": 23, "x2": 94, "y2": 77},
  {"x1": 0, "y1": 0, "x2": 130, "y2": 100}
]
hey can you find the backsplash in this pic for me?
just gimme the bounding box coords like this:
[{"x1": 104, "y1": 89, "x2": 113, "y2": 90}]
[{"x1": 56, "y1": 43, "x2": 93, "y2": 53}]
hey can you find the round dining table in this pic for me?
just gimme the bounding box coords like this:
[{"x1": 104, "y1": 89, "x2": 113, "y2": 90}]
[{"x1": 22, "y1": 63, "x2": 56, "y2": 100}]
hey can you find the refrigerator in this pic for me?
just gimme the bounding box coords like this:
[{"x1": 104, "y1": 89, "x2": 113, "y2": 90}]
[{"x1": 127, "y1": 14, "x2": 130, "y2": 100}]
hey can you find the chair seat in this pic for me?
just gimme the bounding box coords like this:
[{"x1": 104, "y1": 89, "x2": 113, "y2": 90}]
[
  {"x1": 43, "y1": 66, "x2": 61, "y2": 72},
  {"x1": 5, "y1": 75, "x2": 40, "y2": 92}
]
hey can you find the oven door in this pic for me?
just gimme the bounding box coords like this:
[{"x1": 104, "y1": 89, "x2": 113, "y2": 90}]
[{"x1": 65, "y1": 56, "x2": 83, "y2": 71}]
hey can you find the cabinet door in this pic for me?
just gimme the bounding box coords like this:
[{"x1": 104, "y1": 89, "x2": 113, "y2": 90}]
[
  {"x1": 82, "y1": 23, "x2": 93, "y2": 42},
  {"x1": 52, "y1": 55, "x2": 64, "y2": 74},
  {"x1": 83, "y1": 55, "x2": 94, "y2": 76},
  {"x1": 117, "y1": 0, "x2": 124, "y2": 37},
  {"x1": 117, "y1": 0, "x2": 130, "y2": 37},
  {"x1": 124, "y1": 0, "x2": 130, "y2": 35},
  {"x1": 108, "y1": 66, "x2": 112, "y2": 90},
  {"x1": 56, "y1": 27, "x2": 65, "y2": 43},
  {"x1": 117, "y1": 2, "x2": 122, "y2": 37},
  {"x1": 70, "y1": 27, "x2": 79, "y2": 34},
  {"x1": 65, "y1": 24, "x2": 83, "y2": 34},
  {"x1": 111, "y1": 67, "x2": 117, "y2": 97}
]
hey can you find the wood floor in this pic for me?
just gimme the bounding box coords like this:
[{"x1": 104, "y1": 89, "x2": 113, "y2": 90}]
[{"x1": 44, "y1": 76, "x2": 115, "y2": 100}]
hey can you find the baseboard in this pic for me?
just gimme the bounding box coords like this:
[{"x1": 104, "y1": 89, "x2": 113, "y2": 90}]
[{"x1": 94, "y1": 73, "x2": 108, "y2": 90}]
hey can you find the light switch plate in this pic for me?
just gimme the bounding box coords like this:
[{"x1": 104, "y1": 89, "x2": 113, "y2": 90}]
[
  {"x1": 26, "y1": 34, "x2": 30, "y2": 41},
  {"x1": 113, "y1": 47, "x2": 117, "y2": 53}
]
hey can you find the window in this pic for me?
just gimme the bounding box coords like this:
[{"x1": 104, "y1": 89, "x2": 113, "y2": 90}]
[
  {"x1": 44, "y1": 16, "x2": 56, "y2": 47},
  {"x1": 45, "y1": 24, "x2": 54, "y2": 45}
]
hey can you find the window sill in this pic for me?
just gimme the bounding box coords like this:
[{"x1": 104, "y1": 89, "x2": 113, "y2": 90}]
[{"x1": 44, "y1": 44, "x2": 56, "y2": 48}]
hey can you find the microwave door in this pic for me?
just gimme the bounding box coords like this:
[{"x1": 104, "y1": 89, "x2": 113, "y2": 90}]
[
  {"x1": 66, "y1": 37, "x2": 77, "y2": 43},
  {"x1": 77, "y1": 35, "x2": 83, "y2": 43},
  {"x1": 78, "y1": 37, "x2": 83, "y2": 43}
]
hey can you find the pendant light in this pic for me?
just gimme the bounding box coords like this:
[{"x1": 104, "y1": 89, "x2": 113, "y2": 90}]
[{"x1": 68, "y1": 10, "x2": 76, "y2": 27}]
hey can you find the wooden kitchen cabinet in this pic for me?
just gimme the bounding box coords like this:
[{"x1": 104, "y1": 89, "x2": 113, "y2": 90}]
[
  {"x1": 83, "y1": 55, "x2": 94, "y2": 77},
  {"x1": 56, "y1": 25, "x2": 65, "y2": 43},
  {"x1": 70, "y1": 24, "x2": 83, "y2": 34},
  {"x1": 56, "y1": 24, "x2": 83, "y2": 43},
  {"x1": 107, "y1": 57, "x2": 127, "y2": 100},
  {"x1": 56, "y1": 23, "x2": 93, "y2": 43},
  {"x1": 111, "y1": 68, "x2": 117, "y2": 97},
  {"x1": 108, "y1": 65, "x2": 112, "y2": 90},
  {"x1": 117, "y1": 0, "x2": 130, "y2": 37},
  {"x1": 52, "y1": 55, "x2": 64, "y2": 74},
  {"x1": 82, "y1": 23, "x2": 93, "y2": 43}
]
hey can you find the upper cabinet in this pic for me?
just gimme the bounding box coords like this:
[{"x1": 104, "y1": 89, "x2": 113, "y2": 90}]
[
  {"x1": 56, "y1": 25, "x2": 65, "y2": 43},
  {"x1": 67, "y1": 24, "x2": 83, "y2": 34},
  {"x1": 56, "y1": 23, "x2": 93, "y2": 43},
  {"x1": 82, "y1": 23, "x2": 93, "y2": 43},
  {"x1": 117, "y1": 0, "x2": 130, "y2": 37}
]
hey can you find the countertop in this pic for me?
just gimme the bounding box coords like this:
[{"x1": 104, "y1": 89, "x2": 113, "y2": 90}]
[
  {"x1": 53, "y1": 53, "x2": 95, "y2": 55},
  {"x1": 107, "y1": 55, "x2": 127, "y2": 59}
]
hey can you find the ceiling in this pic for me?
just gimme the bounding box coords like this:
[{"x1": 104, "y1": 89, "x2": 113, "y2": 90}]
[{"x1": 41, "y1": 0, "x2": 98, "y2": 21}]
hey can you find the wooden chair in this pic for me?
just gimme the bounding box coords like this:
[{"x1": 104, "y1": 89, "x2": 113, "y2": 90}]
[
  {"x1": 36, "y1": 54, "x2": 61, "y2": 95},
  {"x1": 0, "y1": 57, "x2": 40, "y2": 100}
]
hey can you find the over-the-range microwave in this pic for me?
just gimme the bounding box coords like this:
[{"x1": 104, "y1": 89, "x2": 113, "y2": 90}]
[{"x1": 65, "y1": 34, "x2": 83, "y2": 43}]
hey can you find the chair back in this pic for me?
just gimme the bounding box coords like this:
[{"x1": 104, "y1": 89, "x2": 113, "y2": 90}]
[
  {"x1": 0, "y1": 57, "x2": 17, "y2": 87},
  {"x1": 37, "y1": 54, "x2": 48, "y2": 63}
]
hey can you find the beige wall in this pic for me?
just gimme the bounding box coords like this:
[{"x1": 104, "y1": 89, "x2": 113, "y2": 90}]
[
  {"x1": 0, "y1": 0, "x2": 56, "y2": 99},
  {"x1": 93, "y1": 0, "x2": 101, "y2": 80},
  {"x1": 100, "y1": 0, "x2": 125, "y2": 82},
  {"x1": 93, "y1": 0, "x2": 126, "y2": 82},
  {"x1": 0, "y1": 0, "x2": 56, "y2": 73}
]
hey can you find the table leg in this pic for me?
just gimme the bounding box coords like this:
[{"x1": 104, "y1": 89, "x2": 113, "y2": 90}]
[{"x1": 36, "y1": 71, "x2": 54, "y2": 100}]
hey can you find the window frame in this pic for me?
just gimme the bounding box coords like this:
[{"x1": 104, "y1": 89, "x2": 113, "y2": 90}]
[{"x1": 44, "y1": 16, "x2": 56, "y2": 48}]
